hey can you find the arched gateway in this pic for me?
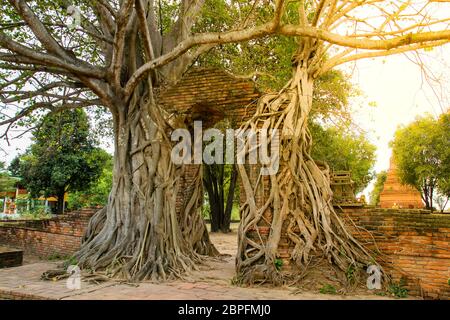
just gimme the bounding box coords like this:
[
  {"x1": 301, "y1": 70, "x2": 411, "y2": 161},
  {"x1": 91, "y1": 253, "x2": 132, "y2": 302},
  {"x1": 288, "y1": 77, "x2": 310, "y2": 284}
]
[{"x1": 158, "y1": 67, "x2": 261, "y2": 226}]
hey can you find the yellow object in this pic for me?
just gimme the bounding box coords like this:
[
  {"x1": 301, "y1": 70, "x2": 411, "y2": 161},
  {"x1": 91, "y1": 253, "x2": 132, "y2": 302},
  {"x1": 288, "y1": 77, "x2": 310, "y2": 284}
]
[{"x1": 36, "y1": 193, "x2": 69, "y2": 202}]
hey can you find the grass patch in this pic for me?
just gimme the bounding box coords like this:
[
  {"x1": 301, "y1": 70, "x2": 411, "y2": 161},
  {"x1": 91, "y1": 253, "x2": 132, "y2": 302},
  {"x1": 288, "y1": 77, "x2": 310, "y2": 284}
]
[
  {"x1": 388, "y1": 279, "x2": 408, "y2": 298},
  {"x1": 319, "y1": 284, "x2": 337, "y2": 295}
]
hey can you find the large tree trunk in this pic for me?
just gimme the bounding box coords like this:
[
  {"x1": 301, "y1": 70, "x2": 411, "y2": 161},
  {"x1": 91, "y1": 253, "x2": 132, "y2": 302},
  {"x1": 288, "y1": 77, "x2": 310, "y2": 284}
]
[
  {"x1": 75, "y1": 95, "x2": 216, "y2": 281},
  {"x1": 236, "y1": 41, "x2": 377, "y2": 285},
  {"x1": 203, "y1": 163, "x2": 237, "y2": 233},
  {"x1": 204, "y1": 164, "x2": 222, "y2": 232},
  {"x1": 223, "y1": 164, "x2": 238, "y2": 233},
  {"x1": 56, "y1": 190, "x2": 65, "y2": 215}
]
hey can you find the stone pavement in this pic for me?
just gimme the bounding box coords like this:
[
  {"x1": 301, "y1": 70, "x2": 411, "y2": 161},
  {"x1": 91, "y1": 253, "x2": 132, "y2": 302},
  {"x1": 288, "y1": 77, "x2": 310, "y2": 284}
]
[
  {"x1": 0, "y1": 261, "x2": 414, "y2": 300},
  {"x1": 0, "y1": 232, "x2": 420, "y2": 300}
]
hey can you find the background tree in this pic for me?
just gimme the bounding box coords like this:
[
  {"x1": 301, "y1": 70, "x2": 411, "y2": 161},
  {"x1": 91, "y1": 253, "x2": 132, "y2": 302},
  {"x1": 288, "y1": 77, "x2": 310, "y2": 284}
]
[
  {"x1": 0, "y1": 161, "x2": 17, "y2": 193},
  {"x1": 369, "y1": 171, "x2": 388, "y2": 206},
  {"x1": 203, "y1": 162, "x2": 237, "y2": 233},
  {"x1": 10, "y1": 109, "x2": 108, "y2": 214},
  {"x1": 435, "y1": 112, "x2": 450, "y2": 211},
  {"x1": 391, "y1": 114, "x2": 450, "y2": 210},
  {"x1": 0, "y1": 0, "x2": 449, "y2": 282},
  {"x1": 68, "y1": 151, "x2": 113, "y2": 210},
  {"x1": 310, "y1": 122, "x2": 376, "y2": 193}
]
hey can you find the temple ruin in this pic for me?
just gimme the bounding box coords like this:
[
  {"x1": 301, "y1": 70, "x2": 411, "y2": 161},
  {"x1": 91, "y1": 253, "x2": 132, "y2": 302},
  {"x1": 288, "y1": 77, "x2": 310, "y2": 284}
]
[{"x1": 379, "y1": 157, "x2": 424, "y2": 209}]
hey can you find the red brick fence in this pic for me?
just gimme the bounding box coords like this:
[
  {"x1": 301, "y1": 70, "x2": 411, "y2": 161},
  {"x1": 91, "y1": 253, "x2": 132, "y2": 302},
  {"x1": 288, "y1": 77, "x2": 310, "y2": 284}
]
[
  {"x1": 340, "y1": 207, "x2": 450, "y2": 299},
  {"x1": 0, "y1": 208, "x2": 95, "y2": 258},
  {"x1": 0, "y1": 207, "x2": 449, "y2": 299}
]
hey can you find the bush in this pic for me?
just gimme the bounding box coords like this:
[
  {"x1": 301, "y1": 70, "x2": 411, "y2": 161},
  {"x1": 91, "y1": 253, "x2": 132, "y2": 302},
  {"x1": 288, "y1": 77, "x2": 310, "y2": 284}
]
[
  {"x1": 20, "y1": 207, "x2": 52, "y2": 220},
  {"x1": 319, "y1": 284, "x2": 338, "y2": 295},
  {"x1": 388, "y1": 279, "x2": 408, "y2": 298}
]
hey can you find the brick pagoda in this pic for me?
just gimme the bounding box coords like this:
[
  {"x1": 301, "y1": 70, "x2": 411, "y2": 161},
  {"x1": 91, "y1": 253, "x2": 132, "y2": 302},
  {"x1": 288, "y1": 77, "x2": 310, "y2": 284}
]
[{"x1": 379, "y1": 157, "x2": 424, "y2": 209}]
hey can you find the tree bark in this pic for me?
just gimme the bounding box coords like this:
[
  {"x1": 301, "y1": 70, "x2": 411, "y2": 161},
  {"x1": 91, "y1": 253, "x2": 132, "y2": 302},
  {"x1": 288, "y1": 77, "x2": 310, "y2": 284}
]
[
  {"x1": 236, "y1": 41, "x2": 377, "y2": 285},
  {"x1": 75, "y1": 95, "x2": 216, "y2": 281},
  {"x1": 204, "y1": 164, "x2": 221, "y2": 232},
  {"x1": 222, "y1": 164, "x2": 238, "y2": 233},
  {"x1": 203, "y1": 163, "x2": 237, "y2": 233},
  {"x1": 56, "y1": 190, "x2": 65, "y2": 215}
]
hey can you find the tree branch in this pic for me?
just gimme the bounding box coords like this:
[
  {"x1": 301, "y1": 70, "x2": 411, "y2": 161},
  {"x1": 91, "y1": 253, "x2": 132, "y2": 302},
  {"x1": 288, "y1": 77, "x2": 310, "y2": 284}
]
[
  {"x1": 110, "y1": 0, "x2": 135, "y2": 89},
  {"x1": 279, "y1": 25, "x2": 450, "y2": 50},
  {"x1": 124, "y1": 0, "x2": 286, "y2": 97},
  {"x1": 9, "y1": 0, "x2": 72, "y2": 60},
  {"x1": 321, "y1": 40, "x2": 450, "y2": 73},
  {"x1": 0, "y1": 32, "x2": 106, "y2": 78}
]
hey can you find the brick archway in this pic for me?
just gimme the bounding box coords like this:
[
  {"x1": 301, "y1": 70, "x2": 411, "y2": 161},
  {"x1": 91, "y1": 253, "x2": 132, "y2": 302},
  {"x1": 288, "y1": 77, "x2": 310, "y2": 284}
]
[
  {"x1": 159, "y1": 67, "x2": 260, "y2": 125},
  {"x1": 158, "y1": 67, "x2": 261, "y2": 229}
]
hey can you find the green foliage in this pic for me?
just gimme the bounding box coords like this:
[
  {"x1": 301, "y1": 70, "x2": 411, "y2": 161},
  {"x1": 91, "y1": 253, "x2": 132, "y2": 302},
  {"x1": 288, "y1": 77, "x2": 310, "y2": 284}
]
[
  {"x1": 436, "y1": 113, "x2": 450, "y2": 198},
  {"x1": 391, "y1": 113, "x2": 450, "y2": 209},
  {"x1": 63, "y1": 256, "x2": 79, "y2": 268},
  {"x1": 388, "y1": 279, "x2": 408, "y2": 298},
  {"x1": 319, "y1": 284, "x2": 337, "y2": 295},
  {"x1": 202, "y1": 202, "x2": 240, "y2": 221},
  {"x1": 67, "y1": 153, "x2": 113, "y2": 210},
  {"x1": 20, "y1": 207, "x2": 52, "y2": 220},
  {"x1": 370, "y1": 171, "x2": 388, "y2": 206},
  {"x1": 0, "y1": 162, "x2": 18, "y2": 193},
  {"x1": 9, "y1": 109, "x2": 110, "y2": 213},
  {"x1": 201, "y1": 202, "x2": 211, "y2": 219},
  {"x1": 195, "y1": 1, "x2": 356, "y2": 124},
  {"x1": 274, "y1": 258, "x2": 283, "y2": 271},
  {"x1": 310, "y1": 122, "x2": 377, "y2": 193},
  {"x1": 346, "y1": 265, "x2": 356, "y2": 284},
  {"x1": 231, "y1": 204, "x2": 240, "y2": 221},
  {"x1": 46, "y1": 253, "x2": 70, "y2": 261}
]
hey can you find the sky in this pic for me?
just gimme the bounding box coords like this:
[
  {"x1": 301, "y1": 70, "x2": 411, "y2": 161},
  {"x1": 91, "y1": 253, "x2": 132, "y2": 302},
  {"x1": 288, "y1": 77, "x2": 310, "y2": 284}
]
[
  {"x1": 1, "y1": 46, "x2": 449, "y2": 201},
  {"x1": 346, "y1": 45, "x2": 450, "y2": 198}
]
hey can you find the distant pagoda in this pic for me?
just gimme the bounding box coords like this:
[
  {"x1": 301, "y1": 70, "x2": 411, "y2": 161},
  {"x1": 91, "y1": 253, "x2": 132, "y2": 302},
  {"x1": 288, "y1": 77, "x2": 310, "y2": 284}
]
[{"x1": 379, "y1": 157, "x2": 424, "y2": 209}]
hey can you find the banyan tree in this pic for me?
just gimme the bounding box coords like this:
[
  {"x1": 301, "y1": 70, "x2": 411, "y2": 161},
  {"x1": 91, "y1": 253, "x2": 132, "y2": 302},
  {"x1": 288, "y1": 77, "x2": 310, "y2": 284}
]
[{"x1": 0, "y1": 0, "x2": 449, "y2": 283}]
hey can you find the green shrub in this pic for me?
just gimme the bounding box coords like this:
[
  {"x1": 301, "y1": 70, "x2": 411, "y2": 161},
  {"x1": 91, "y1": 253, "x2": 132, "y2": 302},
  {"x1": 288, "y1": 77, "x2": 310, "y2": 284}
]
[
  {"x1": 274, "y1": 258, "x2": 283, "y2": 271},
  {"x1": 388, "y1": 279, "x2": 408, "y2": 298},
  {"x1": 320, "y1": 284, "x2": 337, "y2": 295},
  {"x1": 20, "y1": 207, "x2": 52, "y2": 220}
]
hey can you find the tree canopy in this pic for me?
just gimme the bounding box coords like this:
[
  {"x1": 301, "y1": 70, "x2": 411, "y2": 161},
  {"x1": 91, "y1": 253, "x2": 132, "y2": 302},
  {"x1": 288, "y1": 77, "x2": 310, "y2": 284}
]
[
  {"x1": 310, "y1": 121, "x2": 376, "y2": 193},
  {"x1": 391, "y1": 113, "x2": 450, "y2": 210},
  {"x1": 68, "y1": 152, "x2": 113, "y2": 210},
  {"x1": 369, "y1": 171, "x2": 387, "y2": 206},
  {"x1": 0, "y1": 0, "x2": 449, "y2": 134},
  {"x1": 10, "y1": 109, "x2": 110, "y2": 214},
  {"x1": 0, "y1": 161, "x2": 17, "y2": 193}
]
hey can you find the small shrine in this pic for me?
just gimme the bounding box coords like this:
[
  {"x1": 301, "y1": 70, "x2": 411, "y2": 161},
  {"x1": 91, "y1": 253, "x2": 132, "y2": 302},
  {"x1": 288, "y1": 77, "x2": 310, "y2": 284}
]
[
  {"x1": 330, "y1": 171, "x2": 364, "y2": 207},
  {"x1": 379, "y1": 157, "x2": 424, "y2": 209}
]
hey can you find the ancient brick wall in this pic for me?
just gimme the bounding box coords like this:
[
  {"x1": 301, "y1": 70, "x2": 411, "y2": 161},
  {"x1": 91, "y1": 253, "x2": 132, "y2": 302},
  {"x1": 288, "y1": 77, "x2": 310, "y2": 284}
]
[
  {"x1": 250, "y1": 206, "x2": 450, "y2": 299},
  {"x1": 379, "y1": 157, "x2": 423, "y2": 209},
  {"x1": 159, "y1": 67, "x2": 259, "y2": 126},
  {"x1": 340, "y1": 208, "x2": 450, "y2": 299},
  {"x1": 0, "y1": 246, "x2": 23, "y2": 268},
  {"x1": 0, "y1": 208, "x2": 96, "y2": 258},
  {"x1": 159, "y1": 67, "x2": 261, "y2": 218}
]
